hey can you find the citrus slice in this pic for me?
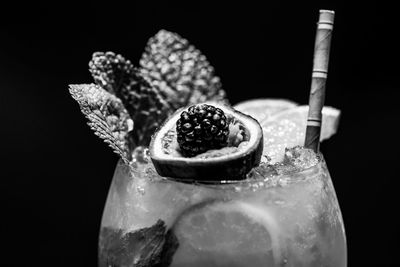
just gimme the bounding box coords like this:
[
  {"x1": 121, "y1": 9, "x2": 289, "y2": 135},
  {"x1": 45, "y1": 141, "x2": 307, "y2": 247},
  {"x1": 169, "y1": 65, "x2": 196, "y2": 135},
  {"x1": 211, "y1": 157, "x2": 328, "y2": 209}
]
[
  {"x1": 149, "y1": 102, "x2": 263, "y2": 181},
  {"x1": 260, "y1": 105, "x2": 340, "y2": 163},
  {"x1": 233, "y1": 98, "x2": 298, "y2": 122},
  {"x1": 170, "y1": 200, "x2": 282, "y2": 267}
]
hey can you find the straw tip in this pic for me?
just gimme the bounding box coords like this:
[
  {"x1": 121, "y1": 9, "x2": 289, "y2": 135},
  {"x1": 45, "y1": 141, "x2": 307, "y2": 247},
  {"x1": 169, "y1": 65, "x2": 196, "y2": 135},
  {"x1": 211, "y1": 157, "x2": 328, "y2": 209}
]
[
  {"x1": 319, "y1": 9, "x2": 335, "y2": 14},
  {"x1": 318, "y1": 9, "x2": 335, "y2": 24}
]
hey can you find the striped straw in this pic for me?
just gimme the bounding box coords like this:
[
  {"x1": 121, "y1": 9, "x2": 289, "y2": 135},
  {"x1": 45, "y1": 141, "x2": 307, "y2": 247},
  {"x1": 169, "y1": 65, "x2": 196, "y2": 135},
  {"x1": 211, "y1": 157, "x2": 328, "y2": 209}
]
[{"x1": 304, "y1": 10, "x2": 335, "y2": 152}]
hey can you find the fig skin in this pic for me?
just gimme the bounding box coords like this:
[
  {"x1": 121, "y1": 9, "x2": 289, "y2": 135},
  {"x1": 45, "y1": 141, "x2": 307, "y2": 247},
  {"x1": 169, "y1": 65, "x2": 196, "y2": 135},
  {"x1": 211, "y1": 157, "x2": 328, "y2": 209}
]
[
  {"x1": 152, "y1": 139, "x2": 263, "y2": 181},
  {"x1": 150, "y1": 104, "x2": 263, "y2": 182}
]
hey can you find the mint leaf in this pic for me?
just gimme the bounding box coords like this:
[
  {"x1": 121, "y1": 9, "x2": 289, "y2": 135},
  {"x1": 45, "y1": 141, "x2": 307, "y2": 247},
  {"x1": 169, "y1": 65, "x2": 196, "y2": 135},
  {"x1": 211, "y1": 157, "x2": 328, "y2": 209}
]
[
  {"x1": 89, "y1": 52, "x2": 171, "y2": 147},
  {"x1": 99, "y1": 220, "x2": 179, "y2": 267},
  {"x1": 69, "y1": 84, "x2": 132, "y2": 163},
  {"x1": 153, "y1": 229, "x2": 179, "y2": 267},
  {"x1": 140, "y1": 29, "x2": 228, "y2": 111}
]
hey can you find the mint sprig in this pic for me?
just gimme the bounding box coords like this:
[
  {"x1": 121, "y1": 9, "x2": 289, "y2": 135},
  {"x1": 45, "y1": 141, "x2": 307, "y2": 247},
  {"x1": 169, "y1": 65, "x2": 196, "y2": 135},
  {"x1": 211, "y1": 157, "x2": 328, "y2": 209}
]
[
  {"x1": 89, "y1": 51, "x2": 171, "y2": 147},
  {"x1": 69, "y1": 84, "x2": 132, "y2": 163},
  {"x1": 70, "y1": 30, "x2": 229, "y2": 163}
]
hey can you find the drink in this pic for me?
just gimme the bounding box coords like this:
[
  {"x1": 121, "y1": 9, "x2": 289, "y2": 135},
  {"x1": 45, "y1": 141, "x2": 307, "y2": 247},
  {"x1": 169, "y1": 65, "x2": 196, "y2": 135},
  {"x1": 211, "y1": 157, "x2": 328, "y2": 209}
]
[
  {"x1": 99, "y1": 146, "x2": 346, "y2": 267},
  {"x1": 69, "y1": 16, "x2": 346, "y2": 266}
]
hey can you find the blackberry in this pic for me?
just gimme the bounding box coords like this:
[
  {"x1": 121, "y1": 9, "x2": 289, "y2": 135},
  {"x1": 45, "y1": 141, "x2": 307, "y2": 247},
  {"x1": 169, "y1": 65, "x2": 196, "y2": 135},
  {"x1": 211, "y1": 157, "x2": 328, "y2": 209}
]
[{"x1": 176, "y1": 104, "x2": 229, "y2": 157}]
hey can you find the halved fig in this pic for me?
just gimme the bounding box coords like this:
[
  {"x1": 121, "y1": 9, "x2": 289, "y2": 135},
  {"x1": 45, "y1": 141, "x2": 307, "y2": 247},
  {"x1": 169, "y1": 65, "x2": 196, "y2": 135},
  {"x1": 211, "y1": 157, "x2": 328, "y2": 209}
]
[{"x1": 149, "y1": 103, "x2": 263, "y2": 181}]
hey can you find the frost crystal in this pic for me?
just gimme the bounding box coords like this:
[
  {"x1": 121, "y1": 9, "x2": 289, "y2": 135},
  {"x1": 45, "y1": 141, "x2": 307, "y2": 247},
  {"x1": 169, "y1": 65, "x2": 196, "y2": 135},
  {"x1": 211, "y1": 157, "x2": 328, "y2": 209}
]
[
  {"x1": 140, "y1": 30, "x2": 227, "y2": 110},
  {"x1": 69, "y1": 84, "x2": 132, "y2": 163}
]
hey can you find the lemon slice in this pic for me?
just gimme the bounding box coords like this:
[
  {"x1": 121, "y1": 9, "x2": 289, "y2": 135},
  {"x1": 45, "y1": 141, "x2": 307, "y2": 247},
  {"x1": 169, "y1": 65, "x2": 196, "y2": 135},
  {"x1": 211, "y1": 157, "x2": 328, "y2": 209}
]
[
  {"x1": 171, "y1": 200, "x2": 282, "y2": 267},
  {"x1": 260, "y1": 105, "x2": 340, "y2": 162},
  {"x1": 233, "y1": 98, "x2": 298, "y2": 122}
]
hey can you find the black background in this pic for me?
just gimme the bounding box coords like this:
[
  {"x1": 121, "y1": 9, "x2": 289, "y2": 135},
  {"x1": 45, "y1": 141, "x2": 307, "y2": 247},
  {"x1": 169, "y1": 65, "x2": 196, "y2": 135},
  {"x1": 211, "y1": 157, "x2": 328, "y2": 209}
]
[{"x1": 1, "y1": 1, "x2": 399, "y2": 266}]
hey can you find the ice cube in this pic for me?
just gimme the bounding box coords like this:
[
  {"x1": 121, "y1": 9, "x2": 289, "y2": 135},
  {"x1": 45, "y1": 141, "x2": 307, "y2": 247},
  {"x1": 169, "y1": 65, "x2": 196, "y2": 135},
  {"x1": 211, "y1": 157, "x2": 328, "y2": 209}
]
[
  {"x1": 247, "y1": 163, "x2": 279, "y2": 180},
  {"x1": 283, "y1": 146, "x2": 319, "y2": 170}
]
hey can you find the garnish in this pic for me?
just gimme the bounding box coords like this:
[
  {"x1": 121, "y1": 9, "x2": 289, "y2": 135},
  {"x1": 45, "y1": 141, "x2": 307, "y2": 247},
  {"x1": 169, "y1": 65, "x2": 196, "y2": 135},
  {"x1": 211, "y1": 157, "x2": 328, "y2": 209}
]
[
  {"x1": 89, "y1": 51, "x2": 170, "y2": 147},
  {"x1": 70, "y1": 29, "x2": 228, "y2": 163},
  {"x1": 150, "y1": 103, "x2": 263, "y2": 181},
  {"x1": 69, "y1": 84, "x2": 132, "y2": 163},
  {"x1": 140, "y1": 30, "x2": 227, "y2": 110},
  {"x1": 99, "y1": 220, "x2": 179, "y2": 267},
  {"x1": 176, "y1": 104, "x2": 229, "y2": 157}
]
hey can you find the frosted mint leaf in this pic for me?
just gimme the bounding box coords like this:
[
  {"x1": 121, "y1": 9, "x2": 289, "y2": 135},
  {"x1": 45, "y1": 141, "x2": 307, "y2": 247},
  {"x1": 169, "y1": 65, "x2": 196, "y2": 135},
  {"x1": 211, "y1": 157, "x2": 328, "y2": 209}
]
[
  {"x1": 89, "y1": 52, "x2": 171, "y2": 146},
  {"x1": 69, "y1": 84, "x2": 133, "y2": 163},
  {"x1": 89, "y1": 51, "x2": 136, "y2": 95},
  {"x1": 140, "y1": 29, "x2": 227, "y2": 110}
]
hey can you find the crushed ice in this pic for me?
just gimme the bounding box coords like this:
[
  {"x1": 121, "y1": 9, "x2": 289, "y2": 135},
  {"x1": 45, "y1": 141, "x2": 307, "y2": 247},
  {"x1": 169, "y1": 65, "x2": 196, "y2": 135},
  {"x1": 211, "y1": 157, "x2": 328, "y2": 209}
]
[
  {"x1": 246, "y1": 146, "x2": 320, "y2": 189},
  {"x1": 283, "y1": 146, "x2": 319, "y2": 170}
]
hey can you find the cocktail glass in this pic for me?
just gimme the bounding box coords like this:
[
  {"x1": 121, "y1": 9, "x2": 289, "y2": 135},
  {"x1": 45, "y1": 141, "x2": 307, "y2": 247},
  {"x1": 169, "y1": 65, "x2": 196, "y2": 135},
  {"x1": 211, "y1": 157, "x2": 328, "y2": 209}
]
[
  {"x1": 98, "y1": 144, "x2": 346, "y2": 267},
  {"x1": 67, "y1": 10, "x2": 346, "y2": 266}
]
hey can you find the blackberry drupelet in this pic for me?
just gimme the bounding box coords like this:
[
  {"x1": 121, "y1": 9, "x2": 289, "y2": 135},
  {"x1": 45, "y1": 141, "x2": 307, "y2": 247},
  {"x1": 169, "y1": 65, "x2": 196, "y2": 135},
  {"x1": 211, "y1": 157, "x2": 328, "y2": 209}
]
[{"x1": 176, "y1": 104, "x2": 229, "y2": 157}]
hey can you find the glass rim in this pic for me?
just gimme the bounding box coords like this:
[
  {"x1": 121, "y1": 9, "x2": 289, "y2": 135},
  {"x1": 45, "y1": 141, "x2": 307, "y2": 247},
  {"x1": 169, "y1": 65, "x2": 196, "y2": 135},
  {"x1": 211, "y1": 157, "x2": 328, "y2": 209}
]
[{"x1": 144, "y1": 152, "x2": 327, "y2": 188}]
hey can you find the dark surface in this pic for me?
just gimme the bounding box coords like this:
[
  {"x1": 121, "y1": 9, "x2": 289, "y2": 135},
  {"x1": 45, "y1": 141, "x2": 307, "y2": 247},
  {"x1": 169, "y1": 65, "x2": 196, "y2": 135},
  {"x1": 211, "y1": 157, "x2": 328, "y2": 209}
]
[{"x1": 1, "y1": 1, "x2": 399, "y2": 266}]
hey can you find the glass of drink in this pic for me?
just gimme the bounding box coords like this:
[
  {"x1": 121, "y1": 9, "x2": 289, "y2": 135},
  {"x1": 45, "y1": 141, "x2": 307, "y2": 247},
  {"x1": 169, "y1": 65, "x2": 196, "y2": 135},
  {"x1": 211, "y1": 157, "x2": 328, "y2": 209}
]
[
  {"x1": 70, "y1": 10, "x2": 346, "y2": 267},
  {"x1": 98, "y1": 144, "x2": 346, "y2": 267}
]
